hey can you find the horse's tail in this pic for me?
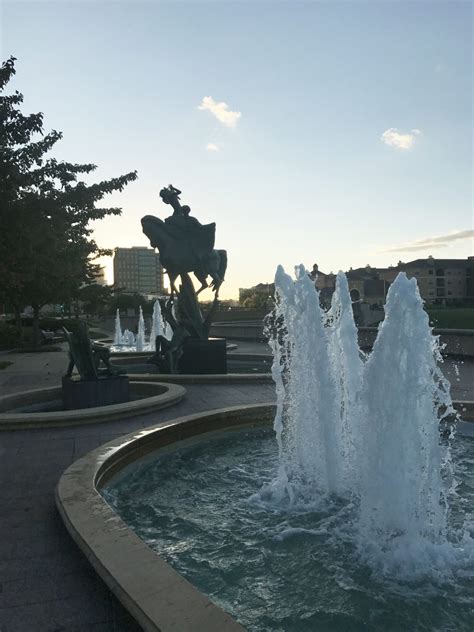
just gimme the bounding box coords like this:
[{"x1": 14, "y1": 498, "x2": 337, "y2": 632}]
[{"x1": 217, "y1": 249, "x2": 228, "y2": 282}]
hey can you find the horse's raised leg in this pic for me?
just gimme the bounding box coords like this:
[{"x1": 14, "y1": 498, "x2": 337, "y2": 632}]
[
  {"x1": 194, "y1": 271, "x2": 208, "y2": 294},
  {"x1": 196, "y1": 280, "x2": 209, "y2": 294}
]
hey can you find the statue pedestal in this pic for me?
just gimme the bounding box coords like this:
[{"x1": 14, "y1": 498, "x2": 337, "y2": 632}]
[
  {"x1": 178, "y1": 338, "x2": 227, "y2": 375},
  {"x1": 62, "y1": 375, "x2": 130, "y2": 410}
]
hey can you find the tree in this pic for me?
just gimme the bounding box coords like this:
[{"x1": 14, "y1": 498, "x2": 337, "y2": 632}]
[
  {"x1": 108, "y1": 291, "x2": 149, "y2": 315},
  {"x1": 76, "y1": 283, "x2": 113, "y2": 316},
  {"x1": 0, "y1": 57, "x2": 137, "y2": 344}
]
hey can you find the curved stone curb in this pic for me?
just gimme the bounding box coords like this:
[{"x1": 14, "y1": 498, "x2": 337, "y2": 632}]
[
  {"x1": 56, "y1": 403, "x2": 275, "y2": 632},
  {"x1": 0, "y1": 381, "x2": 186, "y2": 430},
  {"x1": 125, "y1": 372, "x2": 274, "y2": 384}
]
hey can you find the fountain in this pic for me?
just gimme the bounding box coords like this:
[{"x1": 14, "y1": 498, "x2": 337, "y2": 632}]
[
  {"x1": 266, "y1": 266, "x2": 468, "y2": 579},
  {"x1": 83, "y1": 267, "x2": 474, "y2": 630},
  {"x1": 110, "y1": 300, "x2": 171, "y2": 353}
]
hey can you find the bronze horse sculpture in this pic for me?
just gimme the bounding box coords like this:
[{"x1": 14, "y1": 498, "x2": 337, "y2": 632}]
[{"x1": 141, "y1": 185, "x2": 227, "y2": 295}]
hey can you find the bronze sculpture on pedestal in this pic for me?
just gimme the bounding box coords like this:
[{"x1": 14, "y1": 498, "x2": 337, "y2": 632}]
[{"x1": 141, "y1": 185, "x2": 227, "y2": 373}]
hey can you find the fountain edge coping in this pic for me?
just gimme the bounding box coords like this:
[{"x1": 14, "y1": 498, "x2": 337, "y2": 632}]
[
  {"x1": 55, "y1": 403, "x2": 276, "y2": 632},
  {"x1": 125, "y1": 372, "x2": 274, "y2": 384},
  {"x1": 0, "y1": 381, "x2": 186, "y2": 429}
]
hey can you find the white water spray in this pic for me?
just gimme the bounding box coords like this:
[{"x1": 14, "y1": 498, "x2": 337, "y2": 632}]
[
  {"x1": 149, "y1": 300, "x2": 162, "y2": 351},
  {"x1": 269, "y1": 266, "x2": 465, "y2": 576},
  {"x1": 113, "y1": 309, "x2": 123, "y2": 345},
  {"x1": 136, "y1": 306, "x2": 145, "y2": 352}
]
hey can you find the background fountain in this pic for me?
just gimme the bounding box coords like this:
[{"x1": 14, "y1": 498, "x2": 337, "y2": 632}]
[{"x1": 111, "y1": 300, "x2": 171, "y2": 353}]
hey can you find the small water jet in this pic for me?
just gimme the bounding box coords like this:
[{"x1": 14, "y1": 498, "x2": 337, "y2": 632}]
[{"x1": 110, "y1": 300, "x2": 171, "y2": 353}]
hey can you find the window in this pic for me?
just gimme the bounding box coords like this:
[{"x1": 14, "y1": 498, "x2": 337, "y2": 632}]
[{"x1": 428, "y1": 270, "x2": 434, "y2": 275}]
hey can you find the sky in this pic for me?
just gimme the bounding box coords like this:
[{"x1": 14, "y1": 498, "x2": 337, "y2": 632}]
[{"x1": 1, "y1": 0, "x2": 472, "y2": 300}]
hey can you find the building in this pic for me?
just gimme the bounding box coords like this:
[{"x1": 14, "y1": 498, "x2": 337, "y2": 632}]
[
  {"x1": 113, "y1": 247, "x2": 165, "y2": 296},
  {"x1": 311, "y1": 263, "x2": 387, "y2": 306},
  {"x1": 312, "y1": 257, "x2": 474, "y2": 307},
  {"x1": 378, "y1": 257, "x2": 474, "y2": 306}
]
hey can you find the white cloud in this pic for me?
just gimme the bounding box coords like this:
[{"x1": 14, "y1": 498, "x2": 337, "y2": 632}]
[
  {"x1": 379, "y1": 229, "x2": 474, "y2": 253},
  {"x1": 205, "y1": 143, "x2": 219, "y2": 152},
  {"x1": 198, "y1": 96, "x2": 241, "y2": 128},
  {"x1": 381, "y1": 128, "x2": 421, "y2": 150}
]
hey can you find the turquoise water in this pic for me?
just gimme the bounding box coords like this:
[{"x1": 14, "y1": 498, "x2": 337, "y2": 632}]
[{"x1": 103, "y1": 427, "x2": 474, "y2": 632}]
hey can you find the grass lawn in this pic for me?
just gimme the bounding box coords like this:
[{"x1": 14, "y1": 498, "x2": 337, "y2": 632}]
[{"x1": 426, "y1": 308, "x2": 474, "y2": 329}]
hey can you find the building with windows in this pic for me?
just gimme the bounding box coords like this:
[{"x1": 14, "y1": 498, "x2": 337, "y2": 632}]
[
  {"x1": 113, "y1": 247, "x2": 165, "y2": 296},
  {"x1": 377, "y1": 257, "x2": 474, "y2": 305},
  {"x1": 312, "y1": 257, "x2": 474, "y2": 306}
]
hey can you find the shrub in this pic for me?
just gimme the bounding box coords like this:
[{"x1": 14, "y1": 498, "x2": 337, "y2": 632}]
[{"x1": 0, "y1": 324, "x2": 21, "y2": 349}]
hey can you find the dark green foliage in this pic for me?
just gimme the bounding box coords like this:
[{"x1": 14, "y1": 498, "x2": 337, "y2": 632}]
[
  {"x1": 77, "y1": 283, "x2": 113, "y2": 316},
  {"x1": 426, "y1": 308, "x2": 474, "y2": 330},
  {"x1": 0, "y1": 57, "x2": 137, "y2": 344},
  {"x1": 107, "y1": 292, "x2": 150, "y2": 314},
  {"x1": 38, "y1": 317, "x2": 79, "y2": 331},
  {"x1": 0, "y1": 324, "x2": 21, "y2": 349}
]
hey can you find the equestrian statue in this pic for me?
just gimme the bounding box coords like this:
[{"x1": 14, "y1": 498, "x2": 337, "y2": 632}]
[
  {"x1": 141, "y1": 185, "x2": 227, "y2": 296},
  {"x1": 141, "y1": 185, "x2": 228, "y2": 373}
]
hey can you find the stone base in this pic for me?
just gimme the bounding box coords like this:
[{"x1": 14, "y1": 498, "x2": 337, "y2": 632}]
[
  {"x1": 62, "y1": 376, "x2": 130, "y2": 410},
  {"x1": 178, "y1": 338, "x2": 227, "y2": 374}
]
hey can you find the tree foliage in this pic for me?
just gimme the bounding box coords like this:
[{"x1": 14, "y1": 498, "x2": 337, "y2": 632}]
[{"x1": 0, "y1": 56, "x2": 137, "y2": 341}]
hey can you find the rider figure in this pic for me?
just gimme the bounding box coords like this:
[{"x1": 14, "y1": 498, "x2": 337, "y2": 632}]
[{"x1": 158, "y1": 184, "x2": 216, "y2": 273}]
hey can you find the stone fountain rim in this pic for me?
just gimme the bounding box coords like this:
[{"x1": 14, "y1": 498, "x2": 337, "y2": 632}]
[
  {"x1": 55, "y1": 403, "x2": 275, "y2": 632},
  {"x1": 0, "y1": 381, "x2": 186, "y2": 430}
]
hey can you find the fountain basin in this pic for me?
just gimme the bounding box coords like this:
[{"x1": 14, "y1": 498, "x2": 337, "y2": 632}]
[
  {"x1": 56, "y1": 404, "x2": 474, "y2": 631},
  {"x1": 0, "y1": 381, "x2": 186, "y2": 429}
]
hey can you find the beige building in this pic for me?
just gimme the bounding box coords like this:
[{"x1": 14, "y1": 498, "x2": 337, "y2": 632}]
[
  {"x1": 311, "y1": 263, "x2": 387, "y2": 306},
  {"x1": 312, "y1": 257, "x2": 474, "y2": 306},
  {"x1": 378, "y1": 257, "x2": 474, "y2": 305},
  {"x1": 113, "y1": 247, "x2": 165, "y2": 296}
]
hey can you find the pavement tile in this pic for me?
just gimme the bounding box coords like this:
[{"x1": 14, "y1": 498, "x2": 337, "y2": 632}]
[
  {"x1": 51, "y1": 593, "x2": 113, "y2": 628},
  {"x1": 0, "y1": 601, "x2": 56, "y2": 632},
  {"x1": 53, "y1": 569, "x2": 110, "y2": 600},
  {"x1": 0, "y1": 576, "x2": 56, "y2": 609},
  {"x1": 0, "y1": 556, "x2": 57, "y2": 582}
]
